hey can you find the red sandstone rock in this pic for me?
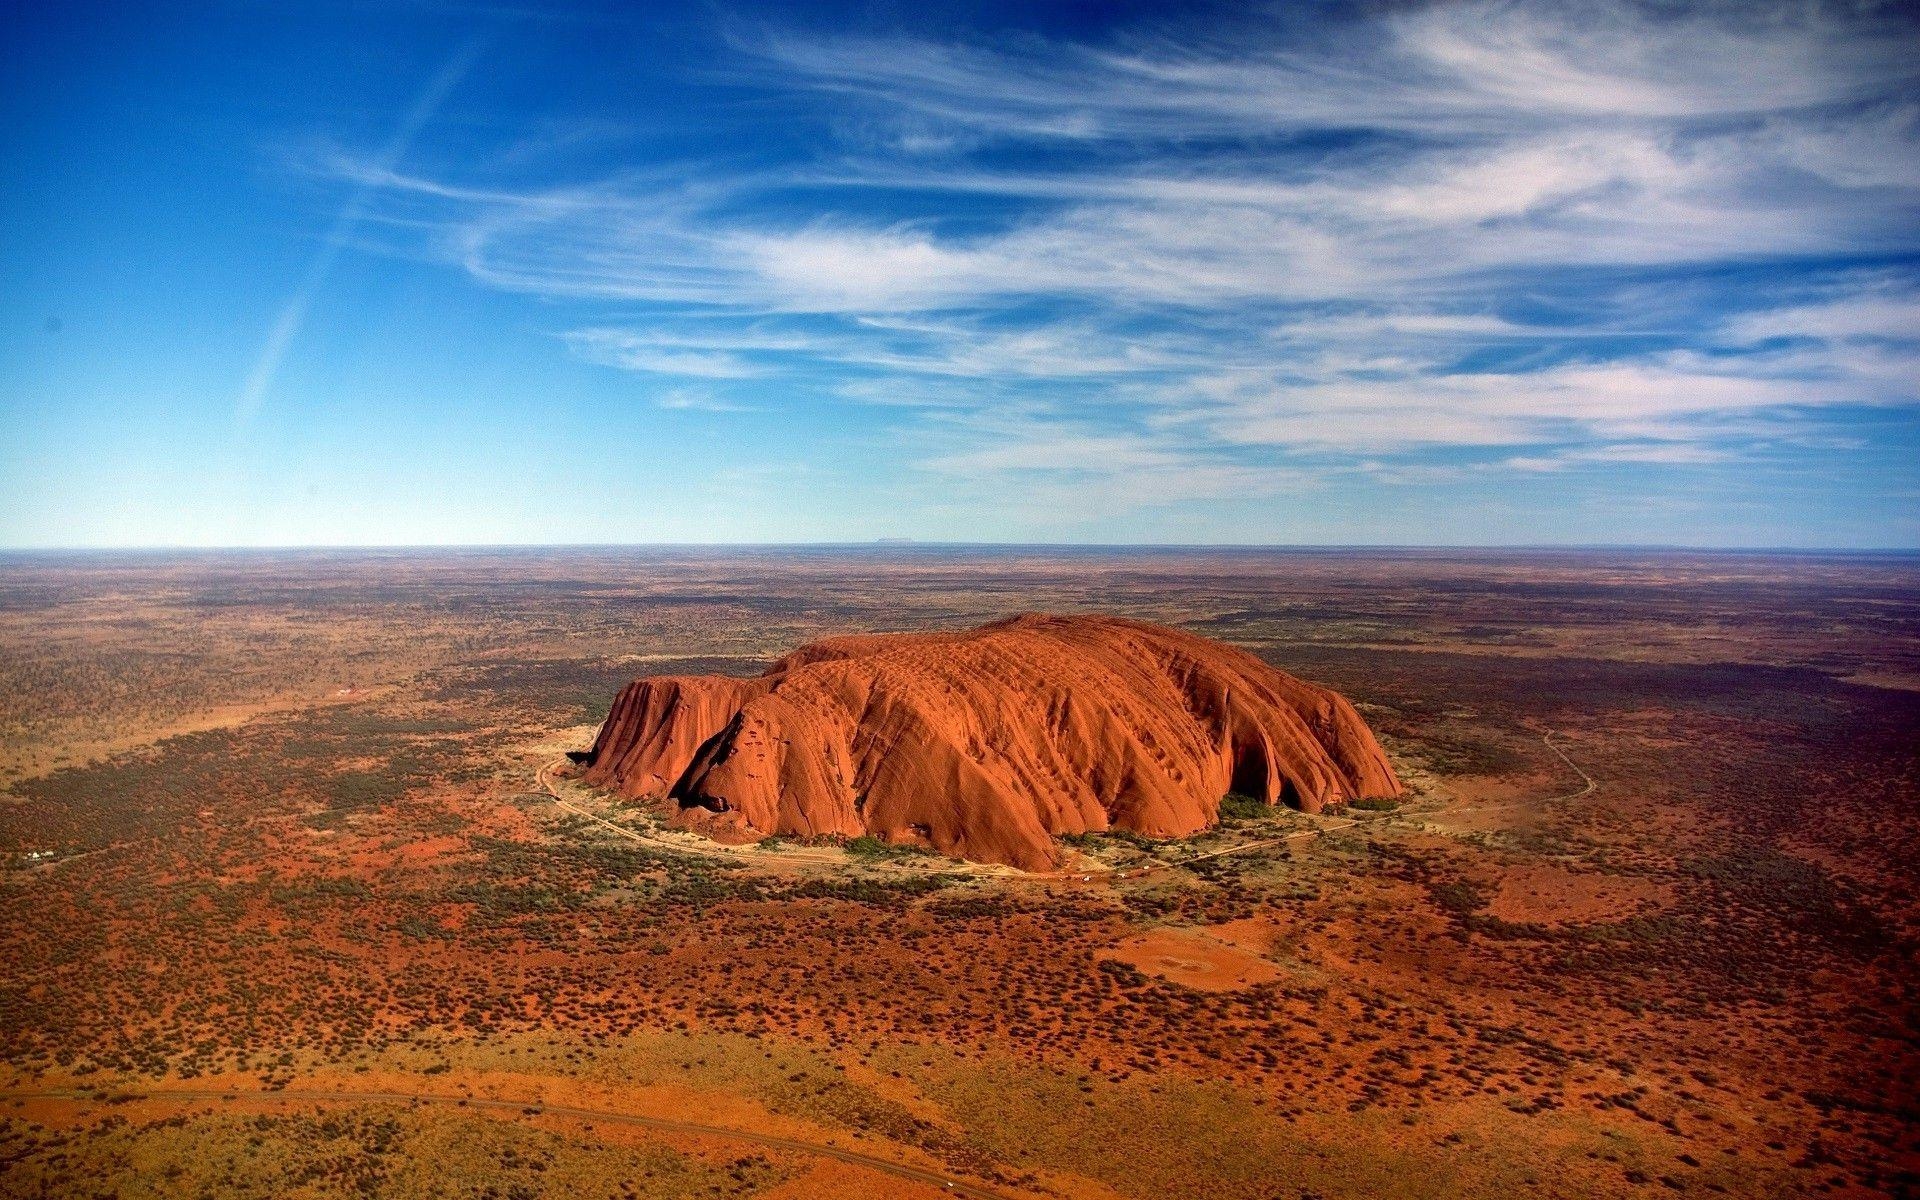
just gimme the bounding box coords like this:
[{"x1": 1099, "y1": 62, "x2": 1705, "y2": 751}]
[{"x1": 584, "y1": 614, "x2": 1403, "y2": 871}]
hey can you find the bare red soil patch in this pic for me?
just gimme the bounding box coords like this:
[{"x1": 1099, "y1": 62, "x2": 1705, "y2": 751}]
[
  {"x1": 1098, "y1": 925, "x2": 1287, "y2": 992},
  {"x1": 1485, "y1": 864, "x2": 1673, "y2": 927}
]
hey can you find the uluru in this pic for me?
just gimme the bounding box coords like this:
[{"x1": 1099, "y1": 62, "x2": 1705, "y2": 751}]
[{"x1": 583, "y1": 613, "x2": 1403, "y2": 870}]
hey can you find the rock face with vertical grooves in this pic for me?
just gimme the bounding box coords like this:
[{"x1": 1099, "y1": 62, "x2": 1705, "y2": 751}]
[{"x1": 584, "y1": 613, "x2": 1403, "y2": 871}]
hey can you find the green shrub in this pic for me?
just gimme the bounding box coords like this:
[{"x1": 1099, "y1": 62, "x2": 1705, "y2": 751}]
[
  {"x1": 1431, "y1": 880, "x2": 1489, "y2": 915},
  {"x1": 844, "y1": 834, "x2": 932, "y2": 860},
  {"x1": 1217, "y1": 793, "x2": 1271, "y2": 822},
  {"x1": 323, "y1": 770, "x2": 408, "y2": 811}
]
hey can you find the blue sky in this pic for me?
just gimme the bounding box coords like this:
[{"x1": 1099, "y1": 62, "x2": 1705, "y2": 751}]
[{"x1": 2, "y1": 0, "x2": 1917, "y2": 547}]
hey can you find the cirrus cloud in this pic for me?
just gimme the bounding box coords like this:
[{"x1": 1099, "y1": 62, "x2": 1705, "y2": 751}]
[{"x1": 304, "y1": 0, "x2": 1919, "y2": 523}]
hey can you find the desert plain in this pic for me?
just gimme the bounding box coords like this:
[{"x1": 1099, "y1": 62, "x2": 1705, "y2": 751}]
[{"x1": 0, "y1": 546, "x2": 1914, "y2": 1198}]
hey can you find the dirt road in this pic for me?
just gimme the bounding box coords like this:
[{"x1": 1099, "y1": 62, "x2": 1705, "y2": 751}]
[
  {"x1": 4, "y1": 1085, "x2": 1010, "y2": 1199},
  {"x1": 535, "y1": 757, "x2": 910, "y2": 872},
  {"x1": 537, "y1": 731, "x2": 1597, "y2": 882},
  {"x1": 1107, "y1": 731, "x2": 1597, "y2": 878},
  {"x1": 1540, "y1": 731, "x2": 1598, "y2": 801}
]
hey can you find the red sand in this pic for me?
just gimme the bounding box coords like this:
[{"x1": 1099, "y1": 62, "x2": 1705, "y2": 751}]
[{"x1": 1099, "y1": 926, "x2": 1287, "y2": 992}]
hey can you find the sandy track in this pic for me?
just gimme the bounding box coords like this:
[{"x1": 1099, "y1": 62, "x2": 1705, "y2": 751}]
[
  {"x1": 1054, "y1": 730, "x2": 1597, "y2": 878},
  {"x1": 1115, "y1": 813, "x2": 1373, "y2": 879},
  {"x1": 1540, "y1": 731, "x2": 1599, "y2": 801},
  {"x1": 1429, "y1": 731, "x2": 1600, "y2": 820},
  {"x1": 3, "y1": 1086, "x2": 1009, "y2": 1199},
  {"x1": 537, "y1": 732, "x2": 1597, "y2": 881},
  {"x1": 533, "y1": 757, "x2": 851, "y2": 869},
  {"x1": 534, "y1": 757, "x2": 1051, "y2": 879}
]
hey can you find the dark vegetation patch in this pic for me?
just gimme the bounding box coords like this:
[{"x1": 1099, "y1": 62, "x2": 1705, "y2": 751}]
[
  {"x1": 840, "y1": 834, "x2": 937, "y2": 860},
  {"x1": 1216, "y1": 793, "x2": 1273, "y2": 822},
  {"x1": 1266, "y1": 646, "x2": 1920, "y2": 732},
  {"x1": 436, "y1": 657, "x2": 768, "y2": 724}
]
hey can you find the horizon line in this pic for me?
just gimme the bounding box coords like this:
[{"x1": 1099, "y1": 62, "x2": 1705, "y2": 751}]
[{"x1": 2, "y1": 541, "x2": 1918, "y2": 557}]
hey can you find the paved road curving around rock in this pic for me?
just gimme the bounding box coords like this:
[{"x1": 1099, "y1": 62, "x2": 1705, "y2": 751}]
[{"x1": 4, "y1": 1086, "x2": 1010, "y2": 1199}]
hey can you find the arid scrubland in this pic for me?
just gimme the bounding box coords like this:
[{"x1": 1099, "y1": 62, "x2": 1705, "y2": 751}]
[{"x1": 1, "y1": 548, "x2": 1915, "y2": 1198}]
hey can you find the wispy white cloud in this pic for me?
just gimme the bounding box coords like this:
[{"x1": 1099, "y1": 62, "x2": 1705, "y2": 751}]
[
  {"x1": 565, "y1": 328, "x2": 772, "y2": 377},
  {"x1": 741, "y1": 1, "x2": 1916, "y2": 138},
  {"x1": 653, "y1": 387, "x2": 756, "y2": 413},
  {"x1": 910, "y1": 417, "x2": 1316, "y2": 525},
  {"x1": 1172, "y1": 344, "x2": 1918, "y2": 454},
  {"x1": 1722, "y1": 278, "x2": 1920, "y2": 344},
  {"x1": 922, "y1": 432, "x2": 1186, "y2": 474},
  {"x1": 323, "y1": 111, "x2": 1919, "y2": 321},
  {"x1": 296, "y1": 0, "x2": 1918, "y2": 521},
  {"x1": 239, "y1": 40, "x2": 486, "y2": 423}
]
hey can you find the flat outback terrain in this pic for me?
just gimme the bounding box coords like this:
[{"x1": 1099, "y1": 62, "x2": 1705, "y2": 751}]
[{"x1": 0, "y1": 547, "x2": 1915, "y2": 1199}]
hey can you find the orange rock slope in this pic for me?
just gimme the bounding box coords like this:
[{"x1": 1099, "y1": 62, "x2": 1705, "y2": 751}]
[{"x1": 584, "y1": 614, "x2": 1402, "y2": 870}]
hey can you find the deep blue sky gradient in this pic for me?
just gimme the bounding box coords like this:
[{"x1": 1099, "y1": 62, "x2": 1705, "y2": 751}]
[{"x1": 3, "y1": 1, "x2": 1916, "y2": 547}]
